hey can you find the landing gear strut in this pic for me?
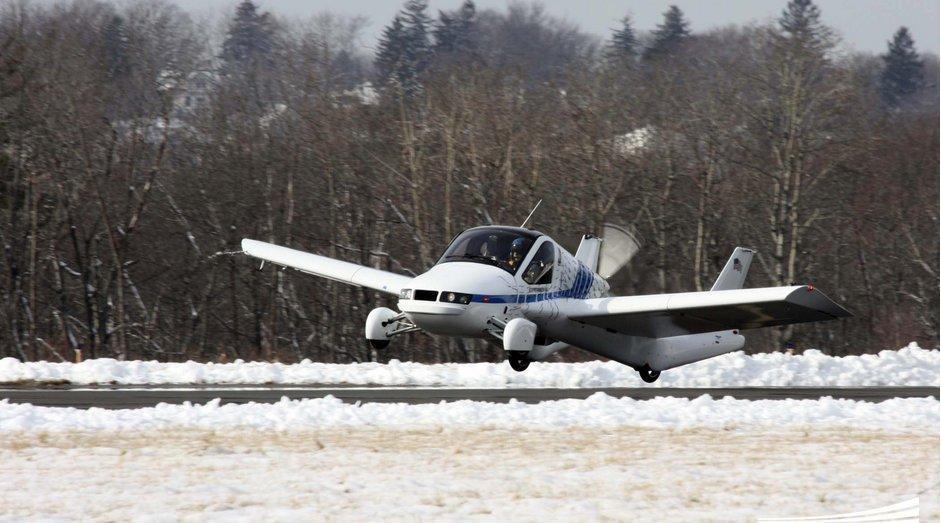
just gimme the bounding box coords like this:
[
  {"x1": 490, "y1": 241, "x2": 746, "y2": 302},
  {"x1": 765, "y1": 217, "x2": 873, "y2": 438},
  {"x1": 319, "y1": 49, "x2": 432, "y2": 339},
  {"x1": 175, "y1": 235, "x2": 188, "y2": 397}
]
[
  {"x1": 639, "y1": 365, "x2": 660, "y2": 383},
  {"x1": 507, "y1": 351, "x2": 531, "y2": 372}
]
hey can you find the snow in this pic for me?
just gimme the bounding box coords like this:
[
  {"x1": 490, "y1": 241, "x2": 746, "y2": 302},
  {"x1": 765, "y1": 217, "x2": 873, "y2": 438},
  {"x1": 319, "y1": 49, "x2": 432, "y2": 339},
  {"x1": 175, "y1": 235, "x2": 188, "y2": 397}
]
[
  {"x1": 0, "y1": 343, "x2": 936, "y2": 387},
  {"x1": 0, "y1": 406, "x2": 937, "y2": 521},
  {"x1": 1, "y1": 394, "x2": 937, "y2": 433},
  {"x1": 1, "y1": 387, "x2": 937, "y2": 520}
]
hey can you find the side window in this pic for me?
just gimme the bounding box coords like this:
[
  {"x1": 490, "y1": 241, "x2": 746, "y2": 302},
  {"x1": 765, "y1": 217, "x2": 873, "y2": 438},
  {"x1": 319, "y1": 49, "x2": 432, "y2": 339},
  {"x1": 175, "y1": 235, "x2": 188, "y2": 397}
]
[{"x1": 523, "y1": 242, "x2": 555, "y2": 285}]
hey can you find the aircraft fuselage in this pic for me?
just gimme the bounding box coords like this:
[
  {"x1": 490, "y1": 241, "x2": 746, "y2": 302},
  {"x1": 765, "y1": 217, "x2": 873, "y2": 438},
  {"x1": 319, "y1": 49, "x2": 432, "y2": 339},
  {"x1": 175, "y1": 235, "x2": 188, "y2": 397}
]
[{"x1": 394, "y1": 229, "x2": 744, "y2": 371}]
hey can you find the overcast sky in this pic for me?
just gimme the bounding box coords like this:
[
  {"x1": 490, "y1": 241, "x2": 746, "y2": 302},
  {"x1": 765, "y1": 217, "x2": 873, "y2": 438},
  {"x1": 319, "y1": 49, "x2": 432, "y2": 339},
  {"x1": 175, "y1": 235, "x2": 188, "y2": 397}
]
[{"x1": 177, "y1": 0, "x2": 940, "y2": 56}]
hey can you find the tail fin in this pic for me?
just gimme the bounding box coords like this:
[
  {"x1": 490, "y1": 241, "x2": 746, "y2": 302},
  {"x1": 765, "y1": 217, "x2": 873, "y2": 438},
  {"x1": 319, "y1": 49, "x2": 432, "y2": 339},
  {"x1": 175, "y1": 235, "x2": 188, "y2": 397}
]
[
  {"x1": 710, "y1": 247, "x2": 755, "y2": 291},
  {"x1": 574, "y1": 235, "x2": 602, "y2": 272},
  {"x1": 575, "y1": 224, "x2": 642, "y2": 277}
]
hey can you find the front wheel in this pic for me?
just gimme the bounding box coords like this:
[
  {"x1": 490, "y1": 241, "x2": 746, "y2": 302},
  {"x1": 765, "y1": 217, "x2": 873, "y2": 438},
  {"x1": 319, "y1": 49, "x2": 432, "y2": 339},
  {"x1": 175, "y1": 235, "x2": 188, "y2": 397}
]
[
  {"x1": 639, "y1": 366, "x2": 660, "y2": 383},
  {"x1": 368, "y1": 339, "x2": 390, "y2": 350},
  {"x1": 507, "y1": 351, "x2": 530, "y2": 372}
]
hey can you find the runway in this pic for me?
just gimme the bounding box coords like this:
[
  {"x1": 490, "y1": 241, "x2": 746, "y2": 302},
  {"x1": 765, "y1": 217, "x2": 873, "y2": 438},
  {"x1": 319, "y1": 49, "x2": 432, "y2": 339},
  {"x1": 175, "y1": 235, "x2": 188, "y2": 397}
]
[{"x1": 1, "y1": 386, "x2": 936, "y2": 409}]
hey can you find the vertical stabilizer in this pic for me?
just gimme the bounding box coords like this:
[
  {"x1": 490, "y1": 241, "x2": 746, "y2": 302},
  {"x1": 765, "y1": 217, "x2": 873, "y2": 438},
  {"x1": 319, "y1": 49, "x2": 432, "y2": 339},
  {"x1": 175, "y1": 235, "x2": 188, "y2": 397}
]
[
  {"x1": 710, "y1": 247, "x2": 755, "y2": 291},
  {"x1": 575, "y1": 235, "x2": 603, "y2": 272},
  {"x1": 575, "y1": 224, "x2": 642, "y2": 277}
]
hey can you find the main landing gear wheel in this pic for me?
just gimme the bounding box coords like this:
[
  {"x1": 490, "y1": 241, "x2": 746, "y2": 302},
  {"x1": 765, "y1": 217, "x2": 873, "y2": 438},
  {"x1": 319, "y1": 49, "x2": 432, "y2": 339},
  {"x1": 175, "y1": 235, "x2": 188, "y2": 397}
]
[
  {"x1": 368, "y1": 339, "x2": 389, "y2": 350},
  {"x1": 639, "y1": 365, "x2": 660, "y2": 383},
  {"x1": 507, "y1": 351, "x2": 531, "y2": 372}
]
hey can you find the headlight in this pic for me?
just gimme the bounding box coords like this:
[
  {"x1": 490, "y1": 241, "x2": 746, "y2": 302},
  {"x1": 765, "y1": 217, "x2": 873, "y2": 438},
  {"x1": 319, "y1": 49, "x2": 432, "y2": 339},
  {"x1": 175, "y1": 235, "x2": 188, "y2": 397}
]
[
  {"x1": 399, "y1": 288, "x2": 412, "y2": 300},
  {"x1": 440, "y1": 291, "x2": 472, "y2": 305}
]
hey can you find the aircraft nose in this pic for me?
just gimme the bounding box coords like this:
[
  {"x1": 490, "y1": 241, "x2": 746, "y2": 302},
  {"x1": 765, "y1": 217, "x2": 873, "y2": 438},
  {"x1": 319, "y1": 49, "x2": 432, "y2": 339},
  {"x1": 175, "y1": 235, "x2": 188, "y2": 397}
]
[{"x1": 406, "y1": 262, "x2": 517, "y2": 298}]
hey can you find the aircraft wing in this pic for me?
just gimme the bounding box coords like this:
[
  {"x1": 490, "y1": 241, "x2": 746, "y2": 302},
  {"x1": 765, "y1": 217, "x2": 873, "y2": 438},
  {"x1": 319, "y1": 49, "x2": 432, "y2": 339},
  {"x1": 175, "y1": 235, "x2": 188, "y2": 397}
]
[
  {"x1": 564, "y1": 286, "x2": 851, "y2": 338},
  {"x1": 241, "y1": 239, "x2": 412, "y2": 296}
]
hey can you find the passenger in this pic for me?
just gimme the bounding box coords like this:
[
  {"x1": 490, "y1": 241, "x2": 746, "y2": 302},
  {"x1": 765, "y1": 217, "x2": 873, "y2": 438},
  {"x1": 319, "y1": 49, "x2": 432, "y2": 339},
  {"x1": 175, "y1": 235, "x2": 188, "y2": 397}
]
[{"x1": 507, "y1": 238, "x2": 526, "y2": 269}]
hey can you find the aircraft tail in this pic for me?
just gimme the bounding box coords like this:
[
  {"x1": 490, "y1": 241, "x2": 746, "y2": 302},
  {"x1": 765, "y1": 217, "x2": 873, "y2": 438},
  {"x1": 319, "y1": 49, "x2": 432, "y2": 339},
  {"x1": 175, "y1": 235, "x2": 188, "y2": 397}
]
[
  {"x1": 710, "y1": 247, "x2": 755, "y2": 291},
  {"x1": 575, "y1": 224, "x2": 641, "y2": 277},
  {"x1": 574, "y1": 235, "x2": 602, "y2": 272}
]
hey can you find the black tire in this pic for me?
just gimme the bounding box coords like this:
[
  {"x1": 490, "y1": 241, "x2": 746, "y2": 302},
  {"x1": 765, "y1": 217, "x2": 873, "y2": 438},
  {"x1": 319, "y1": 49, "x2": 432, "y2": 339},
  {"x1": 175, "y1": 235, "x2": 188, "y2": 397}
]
[
  {"x1": 368, "y1": 339, "x2": 390, "y2": 350},
  {"x1": 507, "y1": 351, "x2": 530, "y2": 372},
  {"x1": 639, "y1": 366, "x2": 660, "y2": 383}
]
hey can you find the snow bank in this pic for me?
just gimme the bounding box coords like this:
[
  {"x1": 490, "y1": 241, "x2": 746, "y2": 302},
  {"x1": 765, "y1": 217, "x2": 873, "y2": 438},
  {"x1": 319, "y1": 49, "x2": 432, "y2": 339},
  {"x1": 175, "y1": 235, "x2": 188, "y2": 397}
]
[
  {"x1": 0, "y1": 394, "x2": 937, "y2": 433},
  {"x1": 0, "y1": 343, "x2": 937, "y2": 387}
]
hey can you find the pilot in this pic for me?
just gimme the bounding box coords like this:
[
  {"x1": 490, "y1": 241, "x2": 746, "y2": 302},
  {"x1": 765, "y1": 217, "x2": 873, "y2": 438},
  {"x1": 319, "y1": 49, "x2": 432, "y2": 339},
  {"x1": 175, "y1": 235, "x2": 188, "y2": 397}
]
[
  {"x1": 507, "y1": 237, "x2": 526, "y2": 269},
  {"x1": 480, "y1": 235, "x2": 500, "y2": 260}
]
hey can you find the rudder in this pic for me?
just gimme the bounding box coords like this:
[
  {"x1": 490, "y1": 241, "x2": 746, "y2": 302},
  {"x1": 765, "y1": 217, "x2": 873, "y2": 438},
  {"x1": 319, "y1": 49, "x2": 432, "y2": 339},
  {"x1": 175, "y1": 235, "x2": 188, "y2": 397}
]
[
  {"x1": 574, "y1": 235, "x2": 602, "y2": 273},
  {"x1": 710, "y1": 247, "x2": 755, "y2": 291}
]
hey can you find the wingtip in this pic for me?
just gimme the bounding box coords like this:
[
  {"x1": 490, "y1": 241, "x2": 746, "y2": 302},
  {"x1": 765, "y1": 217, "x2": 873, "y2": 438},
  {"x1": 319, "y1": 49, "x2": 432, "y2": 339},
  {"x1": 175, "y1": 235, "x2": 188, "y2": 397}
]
[
  {"x1": 240, "y1": 238, "x2": 259, "y2": 253},
  {"x1": 787, "y1": 285, "x2": 853, "y2": 319}
]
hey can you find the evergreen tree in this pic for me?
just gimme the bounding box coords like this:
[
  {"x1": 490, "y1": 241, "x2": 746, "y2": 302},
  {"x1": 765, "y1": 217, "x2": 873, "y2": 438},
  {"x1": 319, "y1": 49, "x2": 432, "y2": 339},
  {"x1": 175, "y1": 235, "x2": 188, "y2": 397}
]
[
  {"x1": 435, "y1": 11, "x2": 456, "y2": 52},
  {"x1": 880, "y1": 27, "x2": 924, "y2": 106},
  {"x1": 220, "y1": 0, "x2": 278, "y2": 74},
  {"x1": 102, "y1": 14, "x2": 131, "y2": 81},
  {"x1": 644, "y1": 5, "x2": 690, "y2": 60},
  {"x1": 433, "y1": 0, "x2": 477, "y2": 54},
  {"x1": 778, "y1": 0, "x2": 832, "y2": 53},
  {"x1": 605, "y1": 15, "x2": 638, "y2": 63},
  {"x1": 375, "y1": 0, "x2": 433, "y2": 95},
  {"x1": 401, "y1": 0, "x2": 432, "y2": 73},
  {"x1": 375, "y1": 15, "x2": 408, "y2": 87}
]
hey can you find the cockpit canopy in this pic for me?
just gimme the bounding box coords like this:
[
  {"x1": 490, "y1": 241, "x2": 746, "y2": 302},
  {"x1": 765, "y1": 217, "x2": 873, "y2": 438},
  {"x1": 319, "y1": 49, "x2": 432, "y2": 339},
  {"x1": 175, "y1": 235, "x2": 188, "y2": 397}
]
[{"x1": 437, "y1": 226, "x2": 541, "y2": 275}]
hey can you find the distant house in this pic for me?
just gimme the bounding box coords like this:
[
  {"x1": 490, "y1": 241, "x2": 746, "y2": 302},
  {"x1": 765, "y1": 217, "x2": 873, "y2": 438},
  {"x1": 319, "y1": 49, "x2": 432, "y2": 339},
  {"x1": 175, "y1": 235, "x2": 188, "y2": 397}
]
[
  {"x1": 111, "y1": 69, "x2": 216, "y2": 143},
  {"x1": 613, "y1": 126, "x2": 653, "y2": 156},
  {"x1": 170, "y1": 70, "x2": 217, "y2": 118},
  {"x1": 341, "y1": 82, "x2": 379, "y2": 106}
]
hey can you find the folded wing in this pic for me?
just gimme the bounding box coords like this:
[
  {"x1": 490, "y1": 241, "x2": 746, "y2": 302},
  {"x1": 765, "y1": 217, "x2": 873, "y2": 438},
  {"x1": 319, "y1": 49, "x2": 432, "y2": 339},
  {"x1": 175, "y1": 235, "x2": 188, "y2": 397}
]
[
  {"x1": 241, "y1": 239, "x2": 412, "y2": 296},
  {"x1": 564, "y1": 286, "x2": 851, "y2": 338}
]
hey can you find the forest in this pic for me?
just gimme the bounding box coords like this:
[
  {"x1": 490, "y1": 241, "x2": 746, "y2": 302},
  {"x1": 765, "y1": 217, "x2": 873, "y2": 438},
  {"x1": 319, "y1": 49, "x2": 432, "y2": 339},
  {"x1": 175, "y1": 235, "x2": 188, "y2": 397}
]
[{"x1": 0, "y1": 0, "x2": 938, "y2": 363}]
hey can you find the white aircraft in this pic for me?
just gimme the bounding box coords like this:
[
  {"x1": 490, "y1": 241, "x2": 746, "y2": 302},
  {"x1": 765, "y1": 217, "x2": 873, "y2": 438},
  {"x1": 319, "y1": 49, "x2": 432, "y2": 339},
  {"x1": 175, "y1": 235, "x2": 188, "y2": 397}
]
[{"x1": 242, "y1": 220, "x2": 850, "y2": 382}]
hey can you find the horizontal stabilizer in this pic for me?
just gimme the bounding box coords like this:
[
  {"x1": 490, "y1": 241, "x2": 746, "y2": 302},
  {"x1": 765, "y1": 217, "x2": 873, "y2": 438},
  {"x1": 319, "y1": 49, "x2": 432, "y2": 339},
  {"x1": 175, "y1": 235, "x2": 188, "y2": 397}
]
[
  {"x1": 564, "y1": 285, "x2": 851, "y2": 338},
  {"x1": 241, "y1": 239, "x2": 412, "y2": 296}
]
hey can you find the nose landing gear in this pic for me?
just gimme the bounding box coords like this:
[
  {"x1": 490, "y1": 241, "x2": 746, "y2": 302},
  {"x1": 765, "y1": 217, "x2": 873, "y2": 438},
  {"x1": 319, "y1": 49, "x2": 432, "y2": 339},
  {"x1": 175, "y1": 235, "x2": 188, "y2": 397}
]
[
  {"x1": 365, "y1": 308, "x2": 419, "y2": 349},
  {"x1": 638, "y1": 365, "x2": 661, "y2": 383},
  {"x1": 507, "y1": 351, "x2": 531, "y2": 372}
]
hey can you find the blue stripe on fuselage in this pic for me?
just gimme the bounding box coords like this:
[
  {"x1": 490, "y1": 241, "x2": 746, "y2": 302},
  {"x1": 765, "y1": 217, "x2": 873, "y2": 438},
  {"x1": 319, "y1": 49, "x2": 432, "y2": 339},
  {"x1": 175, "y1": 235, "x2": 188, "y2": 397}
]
[{"x1": 470, "y1": 264, "x2": 594, "y2": 303}]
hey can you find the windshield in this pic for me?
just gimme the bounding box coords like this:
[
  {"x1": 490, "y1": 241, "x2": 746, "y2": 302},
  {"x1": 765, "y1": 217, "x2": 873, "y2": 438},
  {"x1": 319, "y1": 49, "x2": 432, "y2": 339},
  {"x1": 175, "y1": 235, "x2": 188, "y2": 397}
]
[{"x1": 438, "y1": 227, "x2": 539, "y2": 274}]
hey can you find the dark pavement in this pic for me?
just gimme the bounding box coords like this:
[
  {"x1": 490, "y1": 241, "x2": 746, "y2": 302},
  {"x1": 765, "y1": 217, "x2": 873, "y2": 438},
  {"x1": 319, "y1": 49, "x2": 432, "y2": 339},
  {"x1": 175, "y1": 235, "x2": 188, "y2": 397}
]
[{"x1": 1, "y1": 386, "x2": 936, "y2": 409}]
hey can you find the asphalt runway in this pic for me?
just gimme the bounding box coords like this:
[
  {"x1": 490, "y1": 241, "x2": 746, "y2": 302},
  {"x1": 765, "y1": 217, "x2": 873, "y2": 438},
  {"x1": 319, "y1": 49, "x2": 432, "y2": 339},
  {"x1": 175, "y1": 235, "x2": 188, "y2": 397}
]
[{"x1": 0, "y1": 386, "x2": 937, "y2": 409}]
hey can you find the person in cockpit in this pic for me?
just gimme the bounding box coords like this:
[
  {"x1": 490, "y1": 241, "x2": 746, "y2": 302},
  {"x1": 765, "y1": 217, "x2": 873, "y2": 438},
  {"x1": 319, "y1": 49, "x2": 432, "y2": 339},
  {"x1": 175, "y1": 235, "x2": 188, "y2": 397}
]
[{"x1": 507, "y1": 237, "x2": 526, "y2": 269}]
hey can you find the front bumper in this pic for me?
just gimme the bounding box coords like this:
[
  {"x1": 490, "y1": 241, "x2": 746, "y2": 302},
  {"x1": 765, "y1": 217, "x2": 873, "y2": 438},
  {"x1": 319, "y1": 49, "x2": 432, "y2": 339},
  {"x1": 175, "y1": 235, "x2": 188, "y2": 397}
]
[{"x1": 398, "y1": 300, "x2": 468, "y2": 315}]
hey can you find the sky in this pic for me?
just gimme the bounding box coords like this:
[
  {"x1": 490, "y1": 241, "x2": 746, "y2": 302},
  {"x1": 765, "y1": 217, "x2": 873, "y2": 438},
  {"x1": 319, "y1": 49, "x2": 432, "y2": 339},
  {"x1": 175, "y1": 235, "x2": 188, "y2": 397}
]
[{"x1": 177, "y1": 0, "x2": 940, "y2": 56}]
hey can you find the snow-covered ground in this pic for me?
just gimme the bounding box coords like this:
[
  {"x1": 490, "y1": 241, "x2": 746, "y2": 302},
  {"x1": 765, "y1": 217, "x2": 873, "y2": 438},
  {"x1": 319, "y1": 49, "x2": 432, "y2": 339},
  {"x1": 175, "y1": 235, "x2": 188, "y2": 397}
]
[
  {"x1": 0, "y1": 343, "x2": 937, "y2": 387},
  {"x1": 1, "y1": 396, "x2": 938, "y2": 521},
  {"x1": 3, "y1": 346, "x2": 937, "y2": 519},
  {"x1": 1, "y1": 394, "x2": 939, "y2": 432}
]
